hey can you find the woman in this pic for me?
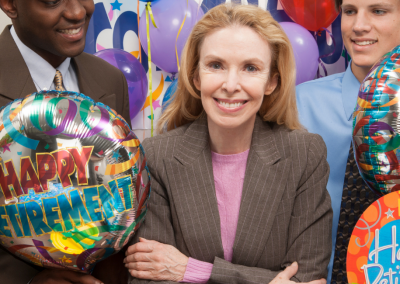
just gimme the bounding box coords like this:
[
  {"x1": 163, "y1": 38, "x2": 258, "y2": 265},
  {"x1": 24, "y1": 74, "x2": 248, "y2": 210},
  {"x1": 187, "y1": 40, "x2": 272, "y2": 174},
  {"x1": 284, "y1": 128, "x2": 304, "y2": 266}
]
[{"x1": 124, "y1": 4, "x2": 332, "y2": 284}]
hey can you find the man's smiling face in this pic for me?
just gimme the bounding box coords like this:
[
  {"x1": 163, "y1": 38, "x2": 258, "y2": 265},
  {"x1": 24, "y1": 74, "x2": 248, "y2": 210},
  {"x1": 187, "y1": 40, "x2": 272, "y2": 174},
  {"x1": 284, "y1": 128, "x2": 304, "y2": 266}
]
[
  {"x1": 11, "y1": 0, "x2": 95, "y2": 67},
  {"x1": 341, "y1": 0, "x2": 400, "y2": 71}
]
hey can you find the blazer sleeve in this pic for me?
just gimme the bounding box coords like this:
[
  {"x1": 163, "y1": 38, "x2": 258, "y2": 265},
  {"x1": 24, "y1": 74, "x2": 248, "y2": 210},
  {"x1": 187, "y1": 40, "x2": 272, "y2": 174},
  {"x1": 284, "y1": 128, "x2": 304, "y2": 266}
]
[
  {"x1": 0, "y1": 246, "x2": 41, "y2": 284},
  {"x1": 208, "y1": 134, "x2": 332, "y2": 284},
  {"x1": 129, "y1": 138, "x2": 183, "y2": 284}
]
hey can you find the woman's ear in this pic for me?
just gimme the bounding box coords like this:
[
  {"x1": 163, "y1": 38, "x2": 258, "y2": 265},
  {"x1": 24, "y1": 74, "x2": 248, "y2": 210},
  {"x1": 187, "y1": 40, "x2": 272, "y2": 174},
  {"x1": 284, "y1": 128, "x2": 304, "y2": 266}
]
[
  {"x1": 193, "y1": 74, "x2": 201, "y2": 91},
  {"x1": 265, "y1": 74, "x2": 278, "y2": 96}
]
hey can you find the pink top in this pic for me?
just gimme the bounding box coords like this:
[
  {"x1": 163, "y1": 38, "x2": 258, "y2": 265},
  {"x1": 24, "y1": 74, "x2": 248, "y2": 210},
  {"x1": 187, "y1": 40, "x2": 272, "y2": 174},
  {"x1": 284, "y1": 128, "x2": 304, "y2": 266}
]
[{"x1": 182, "y1": 150, "x2": 249, "y2": 283}]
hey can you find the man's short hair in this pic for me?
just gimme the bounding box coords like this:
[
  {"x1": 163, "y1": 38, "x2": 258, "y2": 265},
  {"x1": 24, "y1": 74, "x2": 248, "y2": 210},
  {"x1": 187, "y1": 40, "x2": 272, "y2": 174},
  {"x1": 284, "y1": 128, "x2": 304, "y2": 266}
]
[{"x1": 335, "y1": 0, "x2": 342, "y2": 11}]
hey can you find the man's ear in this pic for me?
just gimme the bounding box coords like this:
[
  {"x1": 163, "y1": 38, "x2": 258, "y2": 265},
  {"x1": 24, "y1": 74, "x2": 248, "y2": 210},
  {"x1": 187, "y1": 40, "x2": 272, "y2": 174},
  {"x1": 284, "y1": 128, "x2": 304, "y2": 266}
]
[
  {"x1": 193, "y1": 73, "x2": 201, "y2": 91},
  {"x1": 265, "y1": 74, "x2": 279, "y2": 96},
  {"x1": 0, "y1": 0, "x2": 18, "y2": 19}
]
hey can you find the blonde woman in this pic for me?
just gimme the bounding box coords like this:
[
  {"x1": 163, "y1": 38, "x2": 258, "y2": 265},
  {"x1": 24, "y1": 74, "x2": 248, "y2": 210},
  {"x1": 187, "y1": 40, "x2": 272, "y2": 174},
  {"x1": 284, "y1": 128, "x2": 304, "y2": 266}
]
[{"x1": 124, "y1": 4, "x2": 332, "y2": 284}]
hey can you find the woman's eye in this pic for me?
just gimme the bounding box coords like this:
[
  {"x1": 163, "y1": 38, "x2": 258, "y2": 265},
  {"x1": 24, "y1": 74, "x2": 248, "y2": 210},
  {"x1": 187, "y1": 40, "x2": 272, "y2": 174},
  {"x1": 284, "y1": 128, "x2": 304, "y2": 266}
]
[
  {"x1": 210, "y1": 63, "x2": 222, "y2": 70},
  {"x1": 246, "y1": 65, "x2": 257, "y2": 72}
]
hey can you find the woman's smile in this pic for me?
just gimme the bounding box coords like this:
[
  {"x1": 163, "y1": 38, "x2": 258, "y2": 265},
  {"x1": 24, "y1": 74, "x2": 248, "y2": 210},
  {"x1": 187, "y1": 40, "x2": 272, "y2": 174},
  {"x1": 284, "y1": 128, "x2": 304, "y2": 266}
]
[{"x1": 213, "y1": 98, "x2": 248, "y2": 112}]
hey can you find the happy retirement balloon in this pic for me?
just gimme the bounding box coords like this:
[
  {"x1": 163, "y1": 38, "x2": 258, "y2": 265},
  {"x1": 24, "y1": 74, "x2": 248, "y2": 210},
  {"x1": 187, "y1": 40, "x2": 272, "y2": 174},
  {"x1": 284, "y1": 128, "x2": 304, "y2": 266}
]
[
  {"x1": 347, "y1": 191, "x2": 400, "y2": 284},
  {"x1": 353, "y1": 46, "x2": 400, "y2": 196},
  {"x1": 0, "y1": 90, "x2": 150, "y2": 272}
]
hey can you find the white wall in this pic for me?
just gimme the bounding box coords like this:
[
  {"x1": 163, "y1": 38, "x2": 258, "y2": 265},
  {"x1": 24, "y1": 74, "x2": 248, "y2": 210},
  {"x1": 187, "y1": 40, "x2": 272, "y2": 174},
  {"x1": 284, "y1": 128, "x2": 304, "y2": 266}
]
[{"x1": 0, "y1": 10, "x2": 11, "y2": 31}]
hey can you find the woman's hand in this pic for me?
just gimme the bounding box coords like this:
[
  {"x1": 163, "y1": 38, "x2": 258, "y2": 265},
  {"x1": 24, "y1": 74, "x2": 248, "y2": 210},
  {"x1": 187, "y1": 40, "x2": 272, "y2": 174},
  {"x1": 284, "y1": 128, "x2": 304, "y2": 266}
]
[
  {"x1": 30, "y1": 269, "x2": 103, "y2": 284},
  {"x1": 124, "y1": 237, "x2": 189, "y2": 282},
  {"x1": 269, "y1": 262, "x2": 326, "y2": 284}
]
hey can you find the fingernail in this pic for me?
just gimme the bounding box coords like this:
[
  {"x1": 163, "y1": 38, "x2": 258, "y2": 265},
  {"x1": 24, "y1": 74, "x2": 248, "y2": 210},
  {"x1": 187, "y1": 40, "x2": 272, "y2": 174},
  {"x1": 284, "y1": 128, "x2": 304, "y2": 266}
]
[{"x1": 292, "y1": 261, "x2": 298, "y2": 266}]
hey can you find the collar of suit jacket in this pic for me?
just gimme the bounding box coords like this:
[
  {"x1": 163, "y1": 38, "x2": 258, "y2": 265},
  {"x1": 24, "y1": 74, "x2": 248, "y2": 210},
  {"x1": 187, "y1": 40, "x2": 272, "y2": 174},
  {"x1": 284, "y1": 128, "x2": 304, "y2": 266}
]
[
  {"x1": 174, "y1": 113, "x2": 281, "y2": 167},
  {"x1": 0, "y1": 25, "x2": 106, "y2": 101},
  {"x1": 0, "y1": 26, "x2": 36, "y2": 99}
]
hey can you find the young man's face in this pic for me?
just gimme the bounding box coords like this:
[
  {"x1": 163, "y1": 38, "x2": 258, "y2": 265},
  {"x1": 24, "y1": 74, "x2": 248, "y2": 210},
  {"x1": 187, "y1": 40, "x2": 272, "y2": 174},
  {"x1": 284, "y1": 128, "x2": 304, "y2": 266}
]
[
  {"x1": 341, "y1": 0, "x2": 400, "y2": 71},
  {"x1": 12, "y1": 0, "x2": 94, "y2": 66}
]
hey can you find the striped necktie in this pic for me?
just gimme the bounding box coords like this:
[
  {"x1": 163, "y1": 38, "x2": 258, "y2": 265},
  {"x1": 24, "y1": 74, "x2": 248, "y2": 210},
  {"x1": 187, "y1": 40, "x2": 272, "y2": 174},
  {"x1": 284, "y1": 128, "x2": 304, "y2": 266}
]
[
  {"x1": 330, "y1": 142, "x2": 378, "y2": 283},
  {"x1": 54, "y1": 70, "x2": 65, "y2": 92}
]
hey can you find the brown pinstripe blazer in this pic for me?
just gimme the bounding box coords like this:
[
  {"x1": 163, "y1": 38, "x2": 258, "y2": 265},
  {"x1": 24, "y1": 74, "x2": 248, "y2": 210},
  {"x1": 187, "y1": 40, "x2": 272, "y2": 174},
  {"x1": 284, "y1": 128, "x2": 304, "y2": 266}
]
[
  {"x1": 129, "y1": 114, "x2": 333, "y2": 284},
  {"x1": 0, "y1": 25, "x2": 131, "y2": 284}
]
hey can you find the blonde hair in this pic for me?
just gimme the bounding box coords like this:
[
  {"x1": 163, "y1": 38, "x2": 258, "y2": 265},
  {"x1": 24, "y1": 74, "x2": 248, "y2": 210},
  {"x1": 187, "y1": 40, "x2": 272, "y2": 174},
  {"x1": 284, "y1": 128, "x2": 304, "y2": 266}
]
[{"x1": 158, "y1": 3, "x2": 302, "y2": 133}]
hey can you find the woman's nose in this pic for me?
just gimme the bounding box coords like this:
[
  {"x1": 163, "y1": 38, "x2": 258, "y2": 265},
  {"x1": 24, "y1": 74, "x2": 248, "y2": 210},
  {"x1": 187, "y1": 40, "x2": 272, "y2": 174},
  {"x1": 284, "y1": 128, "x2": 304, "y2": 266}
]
[{"x1": 222, "y1": 69, "x2": 242, "y2": 94}]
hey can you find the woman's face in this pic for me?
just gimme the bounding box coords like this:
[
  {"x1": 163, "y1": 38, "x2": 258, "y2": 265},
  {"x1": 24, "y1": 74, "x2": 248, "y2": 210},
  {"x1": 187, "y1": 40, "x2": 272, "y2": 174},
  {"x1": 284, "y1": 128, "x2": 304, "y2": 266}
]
[{"x1": 194, "y1": 26, "x2": 278, "y2": 131}]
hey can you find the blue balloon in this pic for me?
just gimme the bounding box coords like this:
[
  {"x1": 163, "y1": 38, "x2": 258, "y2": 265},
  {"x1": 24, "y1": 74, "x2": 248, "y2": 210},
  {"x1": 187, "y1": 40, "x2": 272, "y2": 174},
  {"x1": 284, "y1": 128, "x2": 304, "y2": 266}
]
[{"x1": 162, "y1": 78, "x2": 178, "y2": 112}]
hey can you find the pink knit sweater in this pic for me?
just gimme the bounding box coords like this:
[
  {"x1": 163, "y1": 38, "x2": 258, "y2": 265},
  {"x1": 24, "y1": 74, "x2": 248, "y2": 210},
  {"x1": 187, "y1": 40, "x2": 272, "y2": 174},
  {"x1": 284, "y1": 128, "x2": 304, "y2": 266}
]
[{"x1": 182, "y1": 149, "x2": 249, "y2": 283}]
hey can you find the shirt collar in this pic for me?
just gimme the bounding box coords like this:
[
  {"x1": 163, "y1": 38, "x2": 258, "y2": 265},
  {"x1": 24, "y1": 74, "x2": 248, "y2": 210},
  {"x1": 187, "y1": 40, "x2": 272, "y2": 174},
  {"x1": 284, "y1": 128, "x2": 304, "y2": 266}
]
[
  {"x1": 341, "y1": 62, "x2": 361, "y2": 121},
  {"x1": 10, "y1": 26, "x2": 71, "y2": 91}
]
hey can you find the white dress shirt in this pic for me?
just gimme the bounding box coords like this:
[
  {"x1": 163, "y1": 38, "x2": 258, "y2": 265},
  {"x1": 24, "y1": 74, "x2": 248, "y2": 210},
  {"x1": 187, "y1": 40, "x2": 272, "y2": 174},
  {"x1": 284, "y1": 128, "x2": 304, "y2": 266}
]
[{"x1": 10, "y1": 26, "x2": 80, "y2": 93}]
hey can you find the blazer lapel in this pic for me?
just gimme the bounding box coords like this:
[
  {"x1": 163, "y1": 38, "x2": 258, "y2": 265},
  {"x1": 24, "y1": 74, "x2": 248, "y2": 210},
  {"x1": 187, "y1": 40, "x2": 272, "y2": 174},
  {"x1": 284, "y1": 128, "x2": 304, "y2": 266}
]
[
  {"x1": 232, "y1": 116, "x2": 290, "y2": 266},
  {"x1": 0, "y1": 26, "x2": 36, "y2": 100},
  {"x1": 164, "y1": 114, "x2": 225, "y2": 263},
  {"x1": 72, "y1": 54, "x2": 106, "y2": 100}
]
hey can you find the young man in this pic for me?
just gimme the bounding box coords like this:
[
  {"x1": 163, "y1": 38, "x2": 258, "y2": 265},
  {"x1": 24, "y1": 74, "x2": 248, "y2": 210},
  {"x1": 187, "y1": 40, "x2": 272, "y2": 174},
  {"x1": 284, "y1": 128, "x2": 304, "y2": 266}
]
[
  {"x1": 0, "y1": 0, "x2": 131, "y2": 283},
  {"x1": 296, "y1": 0, "x2": 400, "y2": 283}
]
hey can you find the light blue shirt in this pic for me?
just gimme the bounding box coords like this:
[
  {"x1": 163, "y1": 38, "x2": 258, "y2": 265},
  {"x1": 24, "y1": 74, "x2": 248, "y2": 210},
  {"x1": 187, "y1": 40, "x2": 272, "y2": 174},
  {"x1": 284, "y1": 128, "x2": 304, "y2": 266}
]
[
  {"x1": 296, "y1": 66, "x2": 360, "y2": 284},
  {"x1": 10, "y1": 26, "x2": 79, "y2": 93}
]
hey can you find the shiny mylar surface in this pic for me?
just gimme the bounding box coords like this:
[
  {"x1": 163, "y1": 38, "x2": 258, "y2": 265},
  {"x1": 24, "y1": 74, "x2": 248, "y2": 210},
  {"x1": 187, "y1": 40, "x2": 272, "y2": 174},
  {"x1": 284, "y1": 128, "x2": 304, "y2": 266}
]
[
  {"x1": 353, "y1": 46, "x2": 400, "y2": 196},
  {"x1": 0, "y1": 90, "x2": 150, "y2": 272}
]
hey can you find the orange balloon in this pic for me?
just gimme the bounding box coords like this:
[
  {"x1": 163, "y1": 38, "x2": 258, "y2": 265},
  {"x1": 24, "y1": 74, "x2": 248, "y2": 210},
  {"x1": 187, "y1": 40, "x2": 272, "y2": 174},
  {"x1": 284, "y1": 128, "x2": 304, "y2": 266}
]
[{"x1": 279, "y1": 0, "x2": 339, "y2": 32}]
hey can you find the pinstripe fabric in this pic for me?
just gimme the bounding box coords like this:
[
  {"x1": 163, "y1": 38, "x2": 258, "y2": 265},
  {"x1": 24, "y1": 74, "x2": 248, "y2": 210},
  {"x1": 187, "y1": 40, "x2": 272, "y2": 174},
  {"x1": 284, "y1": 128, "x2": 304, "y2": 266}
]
[
  {"x1": 129, "y1": 115, "x2": 333, "y2": 284},
  {"x1": 53, "y1": 70, "x2": 66, "y2": 91}
]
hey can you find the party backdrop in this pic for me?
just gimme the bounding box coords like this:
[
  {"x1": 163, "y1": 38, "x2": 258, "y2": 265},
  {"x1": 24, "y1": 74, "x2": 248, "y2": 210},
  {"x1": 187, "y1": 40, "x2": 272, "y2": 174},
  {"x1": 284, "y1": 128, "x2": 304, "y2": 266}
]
[{"x1": 85, "y1": 0, "x2": 348, "y2": 131}]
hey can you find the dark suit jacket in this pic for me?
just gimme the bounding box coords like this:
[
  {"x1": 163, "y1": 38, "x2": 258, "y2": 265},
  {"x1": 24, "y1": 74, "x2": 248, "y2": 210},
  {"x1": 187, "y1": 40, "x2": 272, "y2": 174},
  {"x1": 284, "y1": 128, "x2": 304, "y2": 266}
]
[
  {"x1": 0, "y1": 25, "x2": 131, "y2": 284},
  {"x1": 129, "y1": 115, "x2": 333, "y2": 284}
]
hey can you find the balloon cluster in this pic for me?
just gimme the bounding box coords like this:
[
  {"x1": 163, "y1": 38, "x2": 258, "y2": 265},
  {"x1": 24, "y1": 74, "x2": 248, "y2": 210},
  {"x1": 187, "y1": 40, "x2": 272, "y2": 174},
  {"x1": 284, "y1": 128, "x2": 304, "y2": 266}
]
[
  {"x1": 0, "y1": 90, "x2": 150, "y2": 272},
  {"x1": 353, "y1": 45, "x2": 400, "y2": 196},
  {"x1": 279, "y1": 0, "x2": 339, "y2": 85}
]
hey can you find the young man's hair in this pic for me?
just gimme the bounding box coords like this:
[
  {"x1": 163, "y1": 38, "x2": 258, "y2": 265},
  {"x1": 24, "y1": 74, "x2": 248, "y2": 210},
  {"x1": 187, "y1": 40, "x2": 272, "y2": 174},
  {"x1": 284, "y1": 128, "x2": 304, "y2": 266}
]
[{"x1": 335, "y1": 0, "x2": 342, "y2": 11}]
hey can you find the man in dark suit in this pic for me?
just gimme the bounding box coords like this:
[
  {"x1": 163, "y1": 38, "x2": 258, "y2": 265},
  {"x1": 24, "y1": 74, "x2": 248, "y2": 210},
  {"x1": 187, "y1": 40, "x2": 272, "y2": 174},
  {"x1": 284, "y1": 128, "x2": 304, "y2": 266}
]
[{"x1": 0, "y1": 0, "x2": 131, "y2": 283}]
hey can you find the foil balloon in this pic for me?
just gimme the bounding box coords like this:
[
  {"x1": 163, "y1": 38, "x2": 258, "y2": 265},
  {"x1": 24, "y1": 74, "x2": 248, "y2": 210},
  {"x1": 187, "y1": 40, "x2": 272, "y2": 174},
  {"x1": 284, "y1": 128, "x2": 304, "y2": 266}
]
[
  {"x1": 94, "y1": 49, "x2": 148, "y2": 123},
  {"x1": 0, "y1": 90, "x2": 150, "y2": 272},
  {"x1": 353, "y1": 45, "x2": 400, "y2": 196}
]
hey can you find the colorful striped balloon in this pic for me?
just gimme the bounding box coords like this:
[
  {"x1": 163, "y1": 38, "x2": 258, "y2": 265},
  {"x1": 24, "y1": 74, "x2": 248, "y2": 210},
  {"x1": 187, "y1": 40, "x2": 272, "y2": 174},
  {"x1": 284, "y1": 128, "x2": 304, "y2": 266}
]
[{"x1": 353, "y1": 45, "x2": 400, "y2": 196}]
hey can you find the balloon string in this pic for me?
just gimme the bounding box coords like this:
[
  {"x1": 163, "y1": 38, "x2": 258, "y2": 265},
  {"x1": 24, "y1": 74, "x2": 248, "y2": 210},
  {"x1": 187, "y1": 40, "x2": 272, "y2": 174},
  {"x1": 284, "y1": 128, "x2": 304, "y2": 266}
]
[
  {"x1": 175, "y1": 0, "x2": 188, "y2": 72},
  {"x1": 146, "y1": 2, "x2": 157, "y2": 137},
  {"x1": 139, "y1": 1, "x2": 145, "y2": 136},
  {"x1": 137, "y1": 1, "x2": 141, "y2": 64},
  {"x1": 316, "y1": 27, "x2": 337, "y2": 78}
]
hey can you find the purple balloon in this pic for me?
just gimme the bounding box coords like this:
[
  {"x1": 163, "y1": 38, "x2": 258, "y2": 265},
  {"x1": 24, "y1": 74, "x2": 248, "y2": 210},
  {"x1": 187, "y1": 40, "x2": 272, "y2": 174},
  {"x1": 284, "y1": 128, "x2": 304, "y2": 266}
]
[
  {"x1": 280, "y1": 22, "x2": 319, "y2": 85},
  {"x1": 139, "y1": 0, "x2": 204, "y2": 74},
  {"x1": 94, "y1": 49, "x2": 148, "y2": 122}
]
